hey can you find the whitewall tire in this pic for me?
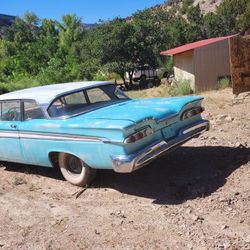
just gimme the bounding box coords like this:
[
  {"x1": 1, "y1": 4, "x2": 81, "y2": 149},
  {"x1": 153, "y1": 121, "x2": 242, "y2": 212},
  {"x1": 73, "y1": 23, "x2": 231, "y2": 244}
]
[{"x1": 58, "y1": 153, "x2": 96, "y2": 187}]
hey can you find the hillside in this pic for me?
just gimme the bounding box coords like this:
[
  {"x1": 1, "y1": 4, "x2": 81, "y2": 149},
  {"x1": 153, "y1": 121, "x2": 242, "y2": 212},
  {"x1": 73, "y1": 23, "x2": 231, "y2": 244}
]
[
  {"x1": 0, "y1": 14, "x2": 15, "y2": 28},
  {"x1": 155, "y1": 0, "x2": 223, "y2": 14}
]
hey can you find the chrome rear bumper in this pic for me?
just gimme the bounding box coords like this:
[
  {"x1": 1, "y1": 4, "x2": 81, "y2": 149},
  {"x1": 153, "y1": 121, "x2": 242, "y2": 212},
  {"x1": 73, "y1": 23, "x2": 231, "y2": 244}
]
[{"x1": 111, "y1": 120, "x2": 209, "y2": 173}]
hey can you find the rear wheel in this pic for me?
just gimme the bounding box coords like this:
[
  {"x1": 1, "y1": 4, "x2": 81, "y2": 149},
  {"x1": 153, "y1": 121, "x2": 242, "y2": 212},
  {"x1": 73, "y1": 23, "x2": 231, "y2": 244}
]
[{"x1": 58, "y1": 153, "x2": 96, "y2": 187}]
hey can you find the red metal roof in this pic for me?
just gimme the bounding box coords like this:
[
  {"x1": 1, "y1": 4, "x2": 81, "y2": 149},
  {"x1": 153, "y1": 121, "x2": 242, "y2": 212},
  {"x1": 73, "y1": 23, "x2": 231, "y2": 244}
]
[{"x1": 160, "y1": 35, "x2": 235, "y2": 56}]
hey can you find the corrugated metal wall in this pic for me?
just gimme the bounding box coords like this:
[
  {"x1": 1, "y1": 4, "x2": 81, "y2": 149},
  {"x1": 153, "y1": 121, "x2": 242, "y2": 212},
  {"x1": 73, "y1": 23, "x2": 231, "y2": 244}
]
[{"x1": 194, "y1": 39, "x2": 231, "y2": 92}]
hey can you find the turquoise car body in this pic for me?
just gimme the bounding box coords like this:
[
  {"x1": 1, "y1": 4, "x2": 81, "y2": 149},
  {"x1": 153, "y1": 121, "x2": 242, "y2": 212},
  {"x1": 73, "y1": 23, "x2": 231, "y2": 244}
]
[{"x1": 0, "y1": 81, "x2": 209, "y2": 173}]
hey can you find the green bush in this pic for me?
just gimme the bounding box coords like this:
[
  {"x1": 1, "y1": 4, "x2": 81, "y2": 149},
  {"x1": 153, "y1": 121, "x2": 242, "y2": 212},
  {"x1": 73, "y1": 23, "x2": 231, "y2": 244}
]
[
  {"x1": 93, "y1": 73, "x2": 109, "y2": 81},
  {"x1": 0, "y1": 77, "x2": 41, "y2": 94},
  {"x1": 0, "y1": 82, "x2": 10, "y2": 94},
  {"x1": 217, "y1": 77, "x2": 231, "y2": 90},
  {"x1": 169, "y1": 79, "x2": 193, "y2": 96}
]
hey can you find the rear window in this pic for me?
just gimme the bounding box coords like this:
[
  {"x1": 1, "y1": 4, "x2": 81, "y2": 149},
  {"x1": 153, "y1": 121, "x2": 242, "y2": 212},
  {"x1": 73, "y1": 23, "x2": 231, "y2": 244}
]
[
  {"x1": 48, "y1": 84, "x2": 129, "y2": 118},
  {"x1": 87, "y1": 88, "x2": 111, "y2": 103}
]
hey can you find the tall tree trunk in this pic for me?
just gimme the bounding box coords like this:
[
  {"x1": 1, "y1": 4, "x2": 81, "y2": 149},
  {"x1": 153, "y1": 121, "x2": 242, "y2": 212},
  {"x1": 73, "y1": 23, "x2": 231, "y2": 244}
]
[{"x1": 128, "y1": 70, "x2": 134, "y2": 85}]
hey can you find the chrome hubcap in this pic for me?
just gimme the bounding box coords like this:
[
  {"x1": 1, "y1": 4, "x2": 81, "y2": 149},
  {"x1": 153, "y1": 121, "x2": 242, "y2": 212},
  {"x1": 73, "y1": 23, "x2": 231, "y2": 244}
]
[{"x1": 67, "y1": 156, "x2": 82, "y2": 174}]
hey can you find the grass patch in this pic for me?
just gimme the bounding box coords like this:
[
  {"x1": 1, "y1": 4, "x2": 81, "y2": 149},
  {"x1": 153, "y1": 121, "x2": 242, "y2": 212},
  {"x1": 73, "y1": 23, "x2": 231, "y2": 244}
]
[
  {"x1": 169, "y1": 79, "x2": 193, "y2": 96},
  {"x1": 13, "y1": 176, "x2": 27, "y2": 186},
  {"x1": 217, "y1": 77, "x2": 231, "y2": 90},
  {"x1": 127, "y1": 84, "x2": 170, "y2": 99}
]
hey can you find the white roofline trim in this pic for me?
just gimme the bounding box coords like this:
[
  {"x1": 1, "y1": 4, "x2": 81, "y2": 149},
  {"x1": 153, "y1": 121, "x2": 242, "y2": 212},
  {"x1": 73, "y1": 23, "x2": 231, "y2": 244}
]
[{"x1": 0, "y1": 81, "x2": 114, "y2": 108}]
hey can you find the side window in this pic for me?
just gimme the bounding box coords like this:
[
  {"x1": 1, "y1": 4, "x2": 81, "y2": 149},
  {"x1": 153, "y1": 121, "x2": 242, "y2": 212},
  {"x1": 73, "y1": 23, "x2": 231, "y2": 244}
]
[
  {"x1": 1, "y1": 101, "x2": 21, "y2": 121},
  {"x1": 24, "y1": 101, "x2": 45, "y2": 120},
  {"x1": 86, "y1": 88, "x2": 111, "y2": 104}
]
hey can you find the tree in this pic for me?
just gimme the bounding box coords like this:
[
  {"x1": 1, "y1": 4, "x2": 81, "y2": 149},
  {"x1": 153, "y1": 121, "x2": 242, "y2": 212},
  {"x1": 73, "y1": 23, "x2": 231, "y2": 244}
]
[
  {"x1": 93, "y1": 18, "x2": 138, "y2": 84},
  {"x1": 204, "y1": 0, "x2": 249, "y2": 37}
]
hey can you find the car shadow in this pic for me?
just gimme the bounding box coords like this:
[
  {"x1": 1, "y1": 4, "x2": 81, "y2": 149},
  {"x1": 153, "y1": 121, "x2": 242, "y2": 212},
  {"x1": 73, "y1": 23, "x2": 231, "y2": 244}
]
[
  {"x1": 1, "y1": 161, "x2": 64, "y2": 181},
  {"x1": 1, "y1": 146, "x2": 249, "y2": 205},
  {"x1": 94, "y1": 146, "x2": 250, "y2": 205}
]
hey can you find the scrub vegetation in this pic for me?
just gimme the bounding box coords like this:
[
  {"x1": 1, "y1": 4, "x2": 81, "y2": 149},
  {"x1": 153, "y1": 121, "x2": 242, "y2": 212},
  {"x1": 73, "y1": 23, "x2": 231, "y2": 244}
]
[
  {"x1": 0, "y1": 0, "x2": 249, "y2": 94},
  {"x1": 217, "y1": 77, "x2": 231, "y2": 90},
  {"x1": 169, "y1": 79, "x2": 194, "y2": 96}
]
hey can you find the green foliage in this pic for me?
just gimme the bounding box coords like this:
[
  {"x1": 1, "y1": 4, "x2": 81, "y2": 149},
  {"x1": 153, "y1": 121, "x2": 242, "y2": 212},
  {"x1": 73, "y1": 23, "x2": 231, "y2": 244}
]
[
  {"x1": 238, "y1": 1, "x2": 250, "y2": 29},
  {"x1": 92, "y1": 72, "x2": 109, "y2": 81},
  {"x1": 158, "y1": 57, "x2": 173, "y2": 78},
  {"x1": 169, "y1": 79, "x2": 193, "y2": 96},
  {"x1": 204, "y1": 0, "x2": 249, "y2": 37},
  {"x1": 0, "y1": 0, "x2": 249, "y2": 93},
  {"x1": 217, "y1": 77, "x2": 231, "y2": 89},
  {"x1": 0, "y1": 77, "x2": 41, "y2": 93}
]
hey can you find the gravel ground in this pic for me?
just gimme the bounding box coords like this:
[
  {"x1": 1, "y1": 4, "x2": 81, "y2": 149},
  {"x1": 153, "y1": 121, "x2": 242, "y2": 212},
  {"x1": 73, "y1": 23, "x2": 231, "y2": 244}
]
[{"x1": 0, "y1": 89, "x2": 249, "y2": 250}]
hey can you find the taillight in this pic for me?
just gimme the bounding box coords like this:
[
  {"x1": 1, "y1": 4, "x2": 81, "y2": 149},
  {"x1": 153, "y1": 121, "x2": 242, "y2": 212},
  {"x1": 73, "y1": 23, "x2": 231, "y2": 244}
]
[
  {"x1": 181, "y1": 107, "x2": 204, "y2": 120},
  {"x1": 124, "y1": 127, "x2": 153, "y2": 144}
]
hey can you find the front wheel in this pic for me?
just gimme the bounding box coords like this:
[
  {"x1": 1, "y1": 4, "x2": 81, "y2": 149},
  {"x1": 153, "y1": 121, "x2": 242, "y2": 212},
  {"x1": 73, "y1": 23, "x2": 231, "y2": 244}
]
[{"x1": 58, "y1": 153, "x2": 96, "y2": 187}]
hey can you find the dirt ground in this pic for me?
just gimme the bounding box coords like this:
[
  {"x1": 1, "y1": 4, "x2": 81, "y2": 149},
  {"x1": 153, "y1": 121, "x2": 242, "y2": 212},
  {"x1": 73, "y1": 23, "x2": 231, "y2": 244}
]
[{"x1": 0, "y1": 89, "x2": 249, "y2": 250}]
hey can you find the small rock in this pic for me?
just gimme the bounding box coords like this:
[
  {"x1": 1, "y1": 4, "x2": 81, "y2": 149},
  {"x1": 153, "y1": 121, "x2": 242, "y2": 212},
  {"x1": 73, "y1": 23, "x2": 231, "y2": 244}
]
[
  {"x1": 221, "y1": 225, "x2": 229, "y2": 230},
  {"x1": 235, "y1": 142, "x2": 246, "y2": 148},
  {"x1": 94, "y1": 229, "x2": 101, "y2": 235},
  {"x1": 225, "y1": 116, "x2": 233, "y2": 122},
  {"x1": 219, "y1": 197, "x2": 227, "y2": 202},
  {"x1": 210, "y1": 136, "x2": 217, "y2": 140},
  {"x1": 185, "y1": 208, "x2": 193, "y2": 214},
  {"x1": 215, "y1": 114, "x2": 227, "y2": 121},
  {"x1": 13, "y1": 176, "x2": 27, "y2": 186},
  {"x1": 244, "y1": 235, "x2": 250, "y2": 243},
  {"x1": 191, "y1": 214, "x2": 204, "y2": 222}
]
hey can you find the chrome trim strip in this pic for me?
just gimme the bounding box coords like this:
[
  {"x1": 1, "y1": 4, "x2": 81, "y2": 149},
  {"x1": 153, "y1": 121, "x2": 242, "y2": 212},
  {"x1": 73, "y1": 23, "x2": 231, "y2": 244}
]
[
  {"x1": 124, "y1": 114, "x2": 179, "y2": 130},
  {"x1": 0, "y1": 131, "x2": 19, "y2": 138},
  {"x1": 0, "y1": 130, "x2": 110, "y2": 143},
  {"x1": 111, "y1": 120, "x2": 210, "y2": 173},
  {"x1": 182, "y1": 122, "x2": 209, "y2": 135},
  {"x1": 19, "y1": 132, "x2": 104, "y2": 142}
]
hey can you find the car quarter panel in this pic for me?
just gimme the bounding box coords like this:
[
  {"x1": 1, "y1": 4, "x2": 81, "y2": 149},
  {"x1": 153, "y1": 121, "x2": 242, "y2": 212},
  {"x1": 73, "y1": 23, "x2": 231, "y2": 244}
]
[{"x1": 17, "y1": 118, "x2": 132, "y2": 168}]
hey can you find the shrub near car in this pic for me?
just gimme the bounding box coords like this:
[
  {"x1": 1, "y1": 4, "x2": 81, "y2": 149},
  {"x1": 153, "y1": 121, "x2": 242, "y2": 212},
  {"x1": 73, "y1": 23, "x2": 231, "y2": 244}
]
[{"x1": 0, "y1": 81, "x2": 209, "y2": 186}]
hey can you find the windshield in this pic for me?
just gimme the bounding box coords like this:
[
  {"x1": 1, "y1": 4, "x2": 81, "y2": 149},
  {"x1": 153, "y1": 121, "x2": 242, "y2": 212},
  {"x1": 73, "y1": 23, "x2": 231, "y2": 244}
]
[{"x1": 48, "y1": 84, "x2": 129, "y2": 118}]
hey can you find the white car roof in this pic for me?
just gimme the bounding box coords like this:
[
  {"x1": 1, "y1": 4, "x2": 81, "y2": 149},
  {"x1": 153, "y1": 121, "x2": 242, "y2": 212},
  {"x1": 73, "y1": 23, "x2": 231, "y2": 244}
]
[{"x1": 0, "y1": 81, "x2": 113, "y2": 107}]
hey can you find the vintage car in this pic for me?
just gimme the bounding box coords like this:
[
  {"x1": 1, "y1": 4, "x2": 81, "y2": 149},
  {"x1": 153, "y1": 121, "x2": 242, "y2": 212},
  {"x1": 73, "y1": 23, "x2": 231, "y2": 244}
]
[{"x1": 0, "y1": 81, "x2": 209, "y2": 186}]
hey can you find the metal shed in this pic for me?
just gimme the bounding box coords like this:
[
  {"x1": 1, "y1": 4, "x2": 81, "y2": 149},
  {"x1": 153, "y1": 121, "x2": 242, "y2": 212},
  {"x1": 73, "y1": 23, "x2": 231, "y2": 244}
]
[{"x1": 161, "y1": 35, "x2": 234, "y2": 92}]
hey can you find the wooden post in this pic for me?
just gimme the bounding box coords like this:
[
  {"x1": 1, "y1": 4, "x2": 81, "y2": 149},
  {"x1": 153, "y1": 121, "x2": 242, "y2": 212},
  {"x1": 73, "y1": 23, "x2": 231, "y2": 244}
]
[{"x1": 229, "y1": 35, "x2": 250, "y2": 95}]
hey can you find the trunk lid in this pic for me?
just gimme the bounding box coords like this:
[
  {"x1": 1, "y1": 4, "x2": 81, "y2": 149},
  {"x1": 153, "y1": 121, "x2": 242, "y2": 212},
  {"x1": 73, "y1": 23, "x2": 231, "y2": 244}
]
[{"x1": 81, "y1": 96, "x2": 203, "y2": 123}]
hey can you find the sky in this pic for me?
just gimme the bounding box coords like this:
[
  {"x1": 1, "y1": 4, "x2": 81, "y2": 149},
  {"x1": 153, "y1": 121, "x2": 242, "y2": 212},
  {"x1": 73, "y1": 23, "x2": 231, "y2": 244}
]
[{"x1": 1, "y1": 0, "x2": 166, "y2": 24}]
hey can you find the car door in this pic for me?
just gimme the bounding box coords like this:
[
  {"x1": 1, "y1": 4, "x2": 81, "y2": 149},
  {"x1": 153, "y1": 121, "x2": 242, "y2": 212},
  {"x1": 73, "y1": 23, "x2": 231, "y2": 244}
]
[
  {"x1": 18, "y1": 100, "x2": 48, "y2": 166},
  {"x1": 0, "y1": 100, "x2": 23, "y2": 162}
]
